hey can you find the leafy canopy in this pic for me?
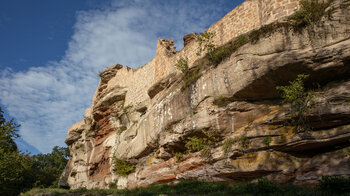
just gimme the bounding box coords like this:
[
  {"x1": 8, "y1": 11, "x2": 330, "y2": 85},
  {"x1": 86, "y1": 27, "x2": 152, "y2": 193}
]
[{"x1": 0, "y1": 106, "x2": 70, "y2": 195}]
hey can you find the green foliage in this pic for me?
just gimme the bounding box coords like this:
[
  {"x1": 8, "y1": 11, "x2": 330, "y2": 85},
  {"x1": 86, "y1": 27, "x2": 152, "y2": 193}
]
[
  {"x1": 238, "y1": 136, "x2": 250, "y2": 149},
  {"x1": 248, "y1": 22, "x2": 290, "y2": 42},
  {"x1": 207, "y1": 34, "x2": 248, "y2": 66},
  {"x1": 263, "y1": 136, "x2": 272, "y2": 146},
  {"x1": 23, "y1": 178, "x2": 350, "y2": 196},
  {"x1": 0, "y1": 149, "x2": 34, "y2": 196},
  {"x1": 276, "y1": 74, "x2": 309, "y2": 102},
  {"x1": 276, "y1": 74, "x2": 312, "y2": 132},
  {"x1": 246, "y1": 178, "x2": 280, "y2": 195},
  {"x1": 288, "y1": 0, "x2": 335, "y2": 26},
  {"x1": 185, "y1": 136, "x2": 208, "y2": 153},
  {"x1": 31, "y1": 146, "x2": 70, "y2": 188},
  {"x1": 0, "y1": 107, "x2": 4, "y2": 125},
  {"x1": 213, "y1": 96, "x2": 231, "y2": 107},
  {"x1": 98, "y1": 71, "x2": 103, "y2": 78},
  {"x1": 182, "y1": 63, "x2": 203, "y2": 90},
  {"x1": 0, "y1": 107, "x2": 33, "y2": 195},
  {"x1": 0, "y1": 107, "x2": 20, "y2": 153},
  {"x1": 185, "y1": 130, "x2": 217, "y2": 154},
  {"x1": 174, "y1": 57, "x2": 189, "y2": 73},
  {"x1": 196, "y1": 31, "x2": 216, "y2": 57},
  {"x1": 112, "y1": 156, "x2": 135, "y2": 177},
  {"x1": 0, "y1": 106, "x2": 70, "y2": 195},
  {"x1": 0, "y1": 118, "x2": 20, "y2": 153},
  {"x1": 190, "y1": 0, "x2": 335, "y2": 68},
  {"x1": 222, "y1": 136, "x2": 250, "y2": 154},
  {"x1": 118, "y1": 126, "x2": 127, "y2": 134},
  {"x1": 318, "y1": 176, "x2": 350, "y2": 194},
  {"x1": 175, "y1": 152, "x2": 183, "y2": 162}
]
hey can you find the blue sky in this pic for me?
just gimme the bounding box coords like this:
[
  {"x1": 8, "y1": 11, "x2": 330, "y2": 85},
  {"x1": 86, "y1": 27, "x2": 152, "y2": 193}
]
[{"x1": 0, "y1": 0, "x2": 244, "y2": 154}]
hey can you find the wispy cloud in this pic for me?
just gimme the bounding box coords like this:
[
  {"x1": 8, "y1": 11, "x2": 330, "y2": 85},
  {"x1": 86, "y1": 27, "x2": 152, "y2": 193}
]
[{"x1": 0, "y1": 0, "x2": 242, "y2": 153}]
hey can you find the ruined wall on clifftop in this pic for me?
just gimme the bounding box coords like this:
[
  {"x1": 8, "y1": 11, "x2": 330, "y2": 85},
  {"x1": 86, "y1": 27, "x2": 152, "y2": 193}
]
[{"x1": 60, "y1": 0, "x2": 350, "y2": 190}]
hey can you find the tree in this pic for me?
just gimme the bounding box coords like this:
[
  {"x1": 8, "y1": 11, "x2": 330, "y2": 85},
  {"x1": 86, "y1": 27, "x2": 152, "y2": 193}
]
[
  {"x1": 0, "y1": 119, "x2": 20, "y2": 153},
  {"x1": 32, "y1": 146, "x2": 70, "y2": 188},
  {"x1": 276, "y1": 74, "x2": 312, "y2": 132},
  {"x1": 0, "y1": 107, "x2": 21, "y2": 152},
  {"x1": 0, "y1": 106, "x2": 35, "y2": 195},
  {"x1": 0, "y1": 106, "x2": 70, "y2": 194},
  {"x1": 0, "y1": 107, "x2": 4, "y2": 124},
  {"x1": 0, "y1": 149, "x2": 35, "y2": 195}
]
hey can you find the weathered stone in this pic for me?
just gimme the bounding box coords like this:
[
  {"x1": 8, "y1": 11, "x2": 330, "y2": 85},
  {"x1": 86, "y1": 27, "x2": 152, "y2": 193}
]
[
  {"x1": 183, "y1": 32, "x2": 198, "y2": 47},
  {"x1": 65, "y1": 120, "x2": 87, "y2": 145},
  {"x1": 147, "y1": 73, "x2": 177, "y2": 99},
  {"x1": 60, "y1": 0, "x2": 350, "y2": 190}
]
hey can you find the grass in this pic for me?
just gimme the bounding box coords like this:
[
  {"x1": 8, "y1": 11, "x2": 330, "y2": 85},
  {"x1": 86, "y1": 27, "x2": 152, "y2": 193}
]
[
  {"x1": 319, "y1": 176, "x2": 350, "y2": 194},
  {"x1": 22, "y1": 177, "x2": 350, "y2": 196},
  {"x1": 207, "y1": 34, "x2": 249, "y2": 66}
]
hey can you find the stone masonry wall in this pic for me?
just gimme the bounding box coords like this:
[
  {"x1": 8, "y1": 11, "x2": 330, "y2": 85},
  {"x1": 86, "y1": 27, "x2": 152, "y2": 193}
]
[{"x1": 97, "y1": 0, "x2": 299, "y2": 109}]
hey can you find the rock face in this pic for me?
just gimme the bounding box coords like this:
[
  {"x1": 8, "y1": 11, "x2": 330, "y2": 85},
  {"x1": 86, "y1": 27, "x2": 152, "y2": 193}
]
[{"x1": 60, "y1": 0, "x2": 350, "y2": 189}]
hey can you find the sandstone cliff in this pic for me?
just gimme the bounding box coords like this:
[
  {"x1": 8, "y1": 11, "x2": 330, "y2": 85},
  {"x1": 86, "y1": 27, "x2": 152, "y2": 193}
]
[{"x1": 60, "y1": 0, "x2": 350, "y2": 189}]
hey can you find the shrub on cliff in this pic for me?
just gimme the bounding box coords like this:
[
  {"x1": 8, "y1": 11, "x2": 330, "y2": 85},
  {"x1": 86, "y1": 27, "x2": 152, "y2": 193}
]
[
  {"x1": 196, "y1": 31, "x2": 216, "y2": 57},
  {"x1": 289, "y1": 0, "x2": 335, "y2": 26},
  {"x1": 112, "y1": 156, "x2": 135, "y2": 177},
  {"x1": 222, "y1": 136, "x2": 250, "y2": 154},
  {"x1": 184, "y1": 130, "x2": 218, "y2": 158},
  {"x1": 174, "y1": 57, "x2": 189, "y2": 74},
  {"x1": 276, "y1": 74, "x2": 312, "y2": 132}
]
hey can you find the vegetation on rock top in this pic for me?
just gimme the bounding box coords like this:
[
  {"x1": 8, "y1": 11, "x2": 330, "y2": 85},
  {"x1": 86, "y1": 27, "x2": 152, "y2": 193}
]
[{"x1": 175, "y1": 0, "x2": 336, "y2": 90}]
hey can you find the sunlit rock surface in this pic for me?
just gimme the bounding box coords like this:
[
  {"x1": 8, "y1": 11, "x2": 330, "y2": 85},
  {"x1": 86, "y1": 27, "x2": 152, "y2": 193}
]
[{"x1": 60, "y1": 0, "x2": 350, "y2": 189}]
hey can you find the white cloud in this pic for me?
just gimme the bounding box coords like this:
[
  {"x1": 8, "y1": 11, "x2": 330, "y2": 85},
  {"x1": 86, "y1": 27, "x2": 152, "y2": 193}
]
[{"x1": 0, "y1": 0, "x2": 241, "y2": 153}]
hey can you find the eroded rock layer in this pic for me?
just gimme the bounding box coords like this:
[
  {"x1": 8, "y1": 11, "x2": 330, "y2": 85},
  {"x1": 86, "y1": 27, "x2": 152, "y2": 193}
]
[{"x1": 60, "y1": 0, "x2": 350, "y2": 189}]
